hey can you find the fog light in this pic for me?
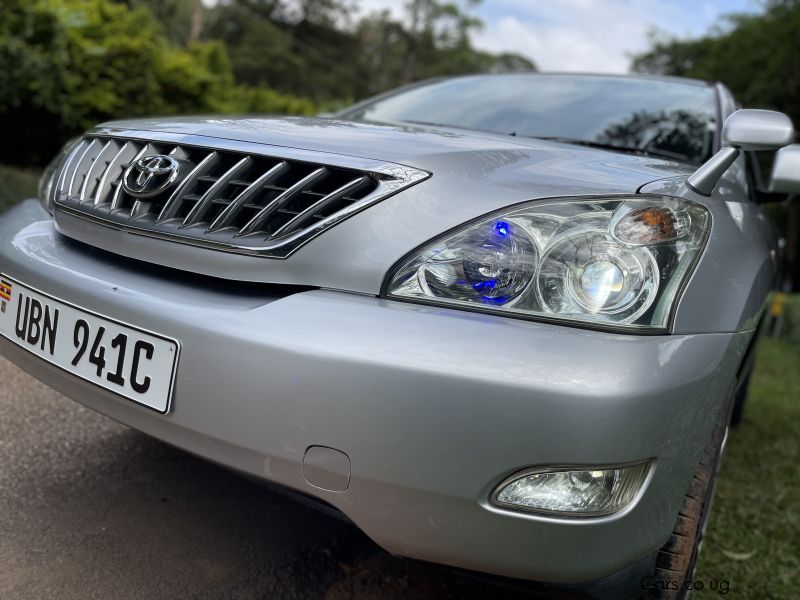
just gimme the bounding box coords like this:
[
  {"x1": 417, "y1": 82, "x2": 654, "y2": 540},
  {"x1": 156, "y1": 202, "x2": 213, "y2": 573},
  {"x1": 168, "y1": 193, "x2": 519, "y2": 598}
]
[{"x1": 491, "y1": 462, "x2": 650, "y2": 517}]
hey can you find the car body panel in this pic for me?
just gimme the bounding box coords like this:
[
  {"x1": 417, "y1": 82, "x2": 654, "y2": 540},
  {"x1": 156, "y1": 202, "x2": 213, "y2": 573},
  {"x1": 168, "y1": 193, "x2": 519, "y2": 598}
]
[
  {"x1": 640, "y1": 164, "x2": 778, "y2": 334},
  {"x1": 0, "y1": 201, "x2": 749, "y2": 582}
]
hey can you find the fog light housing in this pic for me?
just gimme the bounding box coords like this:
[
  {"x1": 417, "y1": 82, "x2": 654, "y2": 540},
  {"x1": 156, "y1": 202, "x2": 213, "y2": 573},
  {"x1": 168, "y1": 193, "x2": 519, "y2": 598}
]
[{"x1": 491, "y1": 462, "x2": 651, "y2": 517}]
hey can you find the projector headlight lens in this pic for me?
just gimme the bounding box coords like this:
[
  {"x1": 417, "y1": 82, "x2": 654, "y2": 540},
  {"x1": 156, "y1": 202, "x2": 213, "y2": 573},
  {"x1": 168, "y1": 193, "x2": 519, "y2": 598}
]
[
  {"x1": 385, "y1": 196, "x2": 710, "y2": 331},
  {"x1": 420, "y1": 219, "x2": 538, "y2": 304},
  {"x1": 538, "y1": 229, "x2": 659, "y2": 321},
  {"x1": 492, "y1": 462, "x2": 651, "y2": 517}
]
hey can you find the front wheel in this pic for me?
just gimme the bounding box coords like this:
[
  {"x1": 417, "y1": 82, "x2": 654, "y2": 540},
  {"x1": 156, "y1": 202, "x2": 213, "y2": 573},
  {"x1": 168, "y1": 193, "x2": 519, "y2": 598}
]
[{"x1": 643, "y1": 411, "x2": 728, "y2": 599}]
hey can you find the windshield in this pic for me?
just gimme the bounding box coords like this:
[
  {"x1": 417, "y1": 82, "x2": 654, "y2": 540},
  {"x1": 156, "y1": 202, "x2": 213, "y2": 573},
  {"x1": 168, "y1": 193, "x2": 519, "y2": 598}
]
[{"x1": 342, "y1": 74, "x2": 718, "y2": 164}]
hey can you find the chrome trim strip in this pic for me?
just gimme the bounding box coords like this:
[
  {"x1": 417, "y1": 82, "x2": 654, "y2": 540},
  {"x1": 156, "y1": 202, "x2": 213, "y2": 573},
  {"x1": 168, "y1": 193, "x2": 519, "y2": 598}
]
[{"x1": 89, "y1": 127, "x2": 417, "y2": 174}]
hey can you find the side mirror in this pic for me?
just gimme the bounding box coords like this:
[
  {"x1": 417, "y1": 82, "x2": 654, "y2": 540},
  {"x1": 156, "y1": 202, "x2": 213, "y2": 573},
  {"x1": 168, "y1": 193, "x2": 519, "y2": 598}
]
[
  {"x1": 689, "y1": 109, "x2": 794, "y2": 195},
  {"x1": 770, "y1": 144, "x2": 800, "y2": 194},
  {"x1": 723, "y1": 109, "x2": 795, "y2": 150}
]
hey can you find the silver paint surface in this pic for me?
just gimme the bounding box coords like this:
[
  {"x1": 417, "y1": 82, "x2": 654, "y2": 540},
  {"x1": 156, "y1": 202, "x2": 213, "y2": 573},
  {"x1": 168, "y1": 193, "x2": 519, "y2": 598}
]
[{"x1": 722, "y1": 108, "x2": 794, "y2": 151}]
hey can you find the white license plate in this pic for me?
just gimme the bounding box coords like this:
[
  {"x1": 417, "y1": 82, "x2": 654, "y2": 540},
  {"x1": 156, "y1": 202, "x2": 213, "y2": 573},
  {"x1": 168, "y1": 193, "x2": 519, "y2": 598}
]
[{"x1": 0, "y1": 275, "x2": 179, "y2": 413}]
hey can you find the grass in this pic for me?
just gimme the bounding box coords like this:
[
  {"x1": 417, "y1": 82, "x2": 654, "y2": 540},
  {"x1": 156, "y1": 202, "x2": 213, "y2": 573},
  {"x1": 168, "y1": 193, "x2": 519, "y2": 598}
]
[
  {"x1": 0, "y1": 164, "x2": 40, "y2": 212},
  {"x1": 695, "y1": 336, "x2": 800, "y2": 597}
]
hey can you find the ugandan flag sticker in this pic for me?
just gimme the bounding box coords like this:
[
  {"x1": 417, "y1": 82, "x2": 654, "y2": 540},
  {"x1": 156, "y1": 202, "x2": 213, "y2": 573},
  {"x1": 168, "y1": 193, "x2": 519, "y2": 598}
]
[
  {"x1": 0, "y1": 279, "x2": 11, "y2": 301},
  {"x1": 0, "y1": 279, "x2": 12, "y2": 313}
]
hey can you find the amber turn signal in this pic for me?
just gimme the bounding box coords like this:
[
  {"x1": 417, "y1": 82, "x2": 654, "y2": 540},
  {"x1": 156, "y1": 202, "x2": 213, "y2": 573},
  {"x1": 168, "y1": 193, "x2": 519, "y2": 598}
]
[{"x1": 612, "y1": 205, "x2": 690, "y2": 245}]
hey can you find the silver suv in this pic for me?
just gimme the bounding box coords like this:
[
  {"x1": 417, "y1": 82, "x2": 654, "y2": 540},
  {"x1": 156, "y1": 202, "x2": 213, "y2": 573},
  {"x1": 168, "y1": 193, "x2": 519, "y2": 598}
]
[{"x1": 2, "y1": 74, "x2": 798, "y2": 598}]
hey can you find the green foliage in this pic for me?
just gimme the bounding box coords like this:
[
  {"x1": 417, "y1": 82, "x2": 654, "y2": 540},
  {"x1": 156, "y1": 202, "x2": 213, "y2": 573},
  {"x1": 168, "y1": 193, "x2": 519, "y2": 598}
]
[
  {"x1": 780, "y1": 294, "x2": 800, "y2": 344},
  {"x1": 0, "y1": 0, "x2": 314, "y2": 165},
  {"x1": 204, "y1": 0, "x2": 535, "y2": 103},
  {"x1": 0, "y1": 165, "x2": 41, "y2": 212},
  {"x1": 1, "y1": 0, "x2": 532, "y2": 166},
  {"x1": 631, "y1": 0, "x2": 800, "y2": 126},
  {"x1": 224, "y1": 86, "x2": 316, "y2": 115}
]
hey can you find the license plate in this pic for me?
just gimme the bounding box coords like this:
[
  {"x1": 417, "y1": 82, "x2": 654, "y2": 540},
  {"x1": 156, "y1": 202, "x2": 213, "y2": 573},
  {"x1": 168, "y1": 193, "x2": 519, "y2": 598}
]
[{"x1": 0, "y1": 275, "x2": 179, "y2": 413}]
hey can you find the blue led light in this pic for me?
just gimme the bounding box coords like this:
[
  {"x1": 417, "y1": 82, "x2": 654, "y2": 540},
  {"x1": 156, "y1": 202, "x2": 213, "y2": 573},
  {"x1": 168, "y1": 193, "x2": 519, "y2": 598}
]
[
  {"x1": 472, "y1": 278, "x2": 497, "y2": 292},
  {"x1": 494, "y1": 221, "x2": 510, "y2": 237}
]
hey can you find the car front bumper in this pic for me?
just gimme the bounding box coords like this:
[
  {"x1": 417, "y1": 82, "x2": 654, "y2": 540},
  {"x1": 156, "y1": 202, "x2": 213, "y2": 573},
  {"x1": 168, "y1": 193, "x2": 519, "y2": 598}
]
[{"x1": 0, "y1": 200, "x2": 749, "y2": 586}]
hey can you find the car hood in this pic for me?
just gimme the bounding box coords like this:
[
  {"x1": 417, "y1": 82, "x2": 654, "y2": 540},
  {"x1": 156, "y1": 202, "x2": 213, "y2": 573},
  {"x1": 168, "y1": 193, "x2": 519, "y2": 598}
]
[
  {"x1": 69, "y1": 115, "x2": 697, "y2": 293},
  {"x1": 99, "y1": 115, "x2": 693, "y2": 189}
]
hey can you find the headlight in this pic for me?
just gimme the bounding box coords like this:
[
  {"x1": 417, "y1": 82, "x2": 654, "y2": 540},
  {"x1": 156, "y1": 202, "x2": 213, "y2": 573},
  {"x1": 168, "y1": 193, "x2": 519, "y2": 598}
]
[
  {"x1": 384, "y1": 196, "x2": 710, "y2": 331},
  {"x1": 38, "y1": 138, "x2": 80, "y2": 214},
  {"x1": 492, "y1": 462, "x2": 651, "y2": 517}
]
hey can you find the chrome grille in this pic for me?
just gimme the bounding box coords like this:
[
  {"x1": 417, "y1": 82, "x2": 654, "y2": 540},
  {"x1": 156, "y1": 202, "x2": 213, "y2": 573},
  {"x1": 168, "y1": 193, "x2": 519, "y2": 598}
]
[{"x1": 53, "y1": 134, "x2": 429, "y2": 257}]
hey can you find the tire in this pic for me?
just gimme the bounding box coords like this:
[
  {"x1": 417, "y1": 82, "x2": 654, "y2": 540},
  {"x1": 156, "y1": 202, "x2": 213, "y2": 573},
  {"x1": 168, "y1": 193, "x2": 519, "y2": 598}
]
[
  {"x1": 729, "y1": 373, "x2": 751, "y2": 427},
  {"x1": 642, "y1": 408, "x2": 728, "y2": 599}
]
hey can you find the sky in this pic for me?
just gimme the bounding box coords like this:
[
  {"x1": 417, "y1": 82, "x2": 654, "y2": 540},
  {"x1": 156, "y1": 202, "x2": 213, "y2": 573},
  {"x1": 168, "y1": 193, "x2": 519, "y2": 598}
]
[{"x1": 354, "y1": 0, "x2": 761, "y2": 73}]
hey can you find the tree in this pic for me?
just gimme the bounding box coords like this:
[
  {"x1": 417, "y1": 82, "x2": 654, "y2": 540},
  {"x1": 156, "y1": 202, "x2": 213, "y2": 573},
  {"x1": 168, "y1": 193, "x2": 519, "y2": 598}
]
[
  {"x1": 204, "y1": 0, "x2": 364, "y2": 103},
  {"x1": 401, "y1": 0, "x2": 484, "y2": 83},
  {"x1": 597, "y1": 109, "x2": 713, "y2": 163},
  {"x1": 0, "y1": 0, "x2": 313, "y2": 166},
  {"x1": 631, "y1": 0, "x2": 800, "y2": 290},
  {"x1": 487, "y1": 52, "x2": 538, "y2": 73},
  {"x1": 0, "y1": 0, "x2": 538, "y2": 165},
  {"x1": 354, "y1": 1, "x2": 534, "y2": 98},
  {"x1": 631, "y1": 1, "x2": 800, "y2": 126}
]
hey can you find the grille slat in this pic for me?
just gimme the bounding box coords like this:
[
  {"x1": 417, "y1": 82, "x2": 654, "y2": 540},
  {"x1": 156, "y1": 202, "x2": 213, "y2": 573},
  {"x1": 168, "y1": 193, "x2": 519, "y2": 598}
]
[
  {"x1": 68, "y1": 139, "x2": 98, "y2": 198},
  {"x1": 157, "y1": 151, "x2": 219, "y2": 222},
  {"x1": 182, "y1": 157, "x2": 252, "y2": 227},
  {"x1": 53, "y1": 134, "x2": 429, "y2": 258},
  {"x1": 79, "y1": 140, "x2": 112, "y2": 202},
  {"x1": 238, "y1": 167, "x2": 328, "y2": 236},
  {"x1": 111, "y1": 143, "x2": 149, "y2": 210},
  {"x1": 208, "y1": 161, "x2": 290, "y2": 232},
  {"x1": 272, "y1": 176, "x2": 370, "y2": 238},
  {"x1": 94, "y1": 141, "x2": 129, "y2": 206},
  {"x1": 57, "y1": 139, "x2": 87, "y2": 200}
]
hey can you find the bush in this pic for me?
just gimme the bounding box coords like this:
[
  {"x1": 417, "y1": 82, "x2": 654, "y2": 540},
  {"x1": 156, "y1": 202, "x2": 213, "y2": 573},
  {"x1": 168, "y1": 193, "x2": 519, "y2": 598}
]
[
  {"x1": 224, "y1": 86, "x2": 315, "y2": 115},
  {"x1": 779, "y1": 294, "x2": 800, "y2": 345},
  {"x1": 0, "y1": 0, "x2": 314, "y2": 166},
  {"x1": 0, "y1": 165, "x2": 41, "y2": 211}
]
